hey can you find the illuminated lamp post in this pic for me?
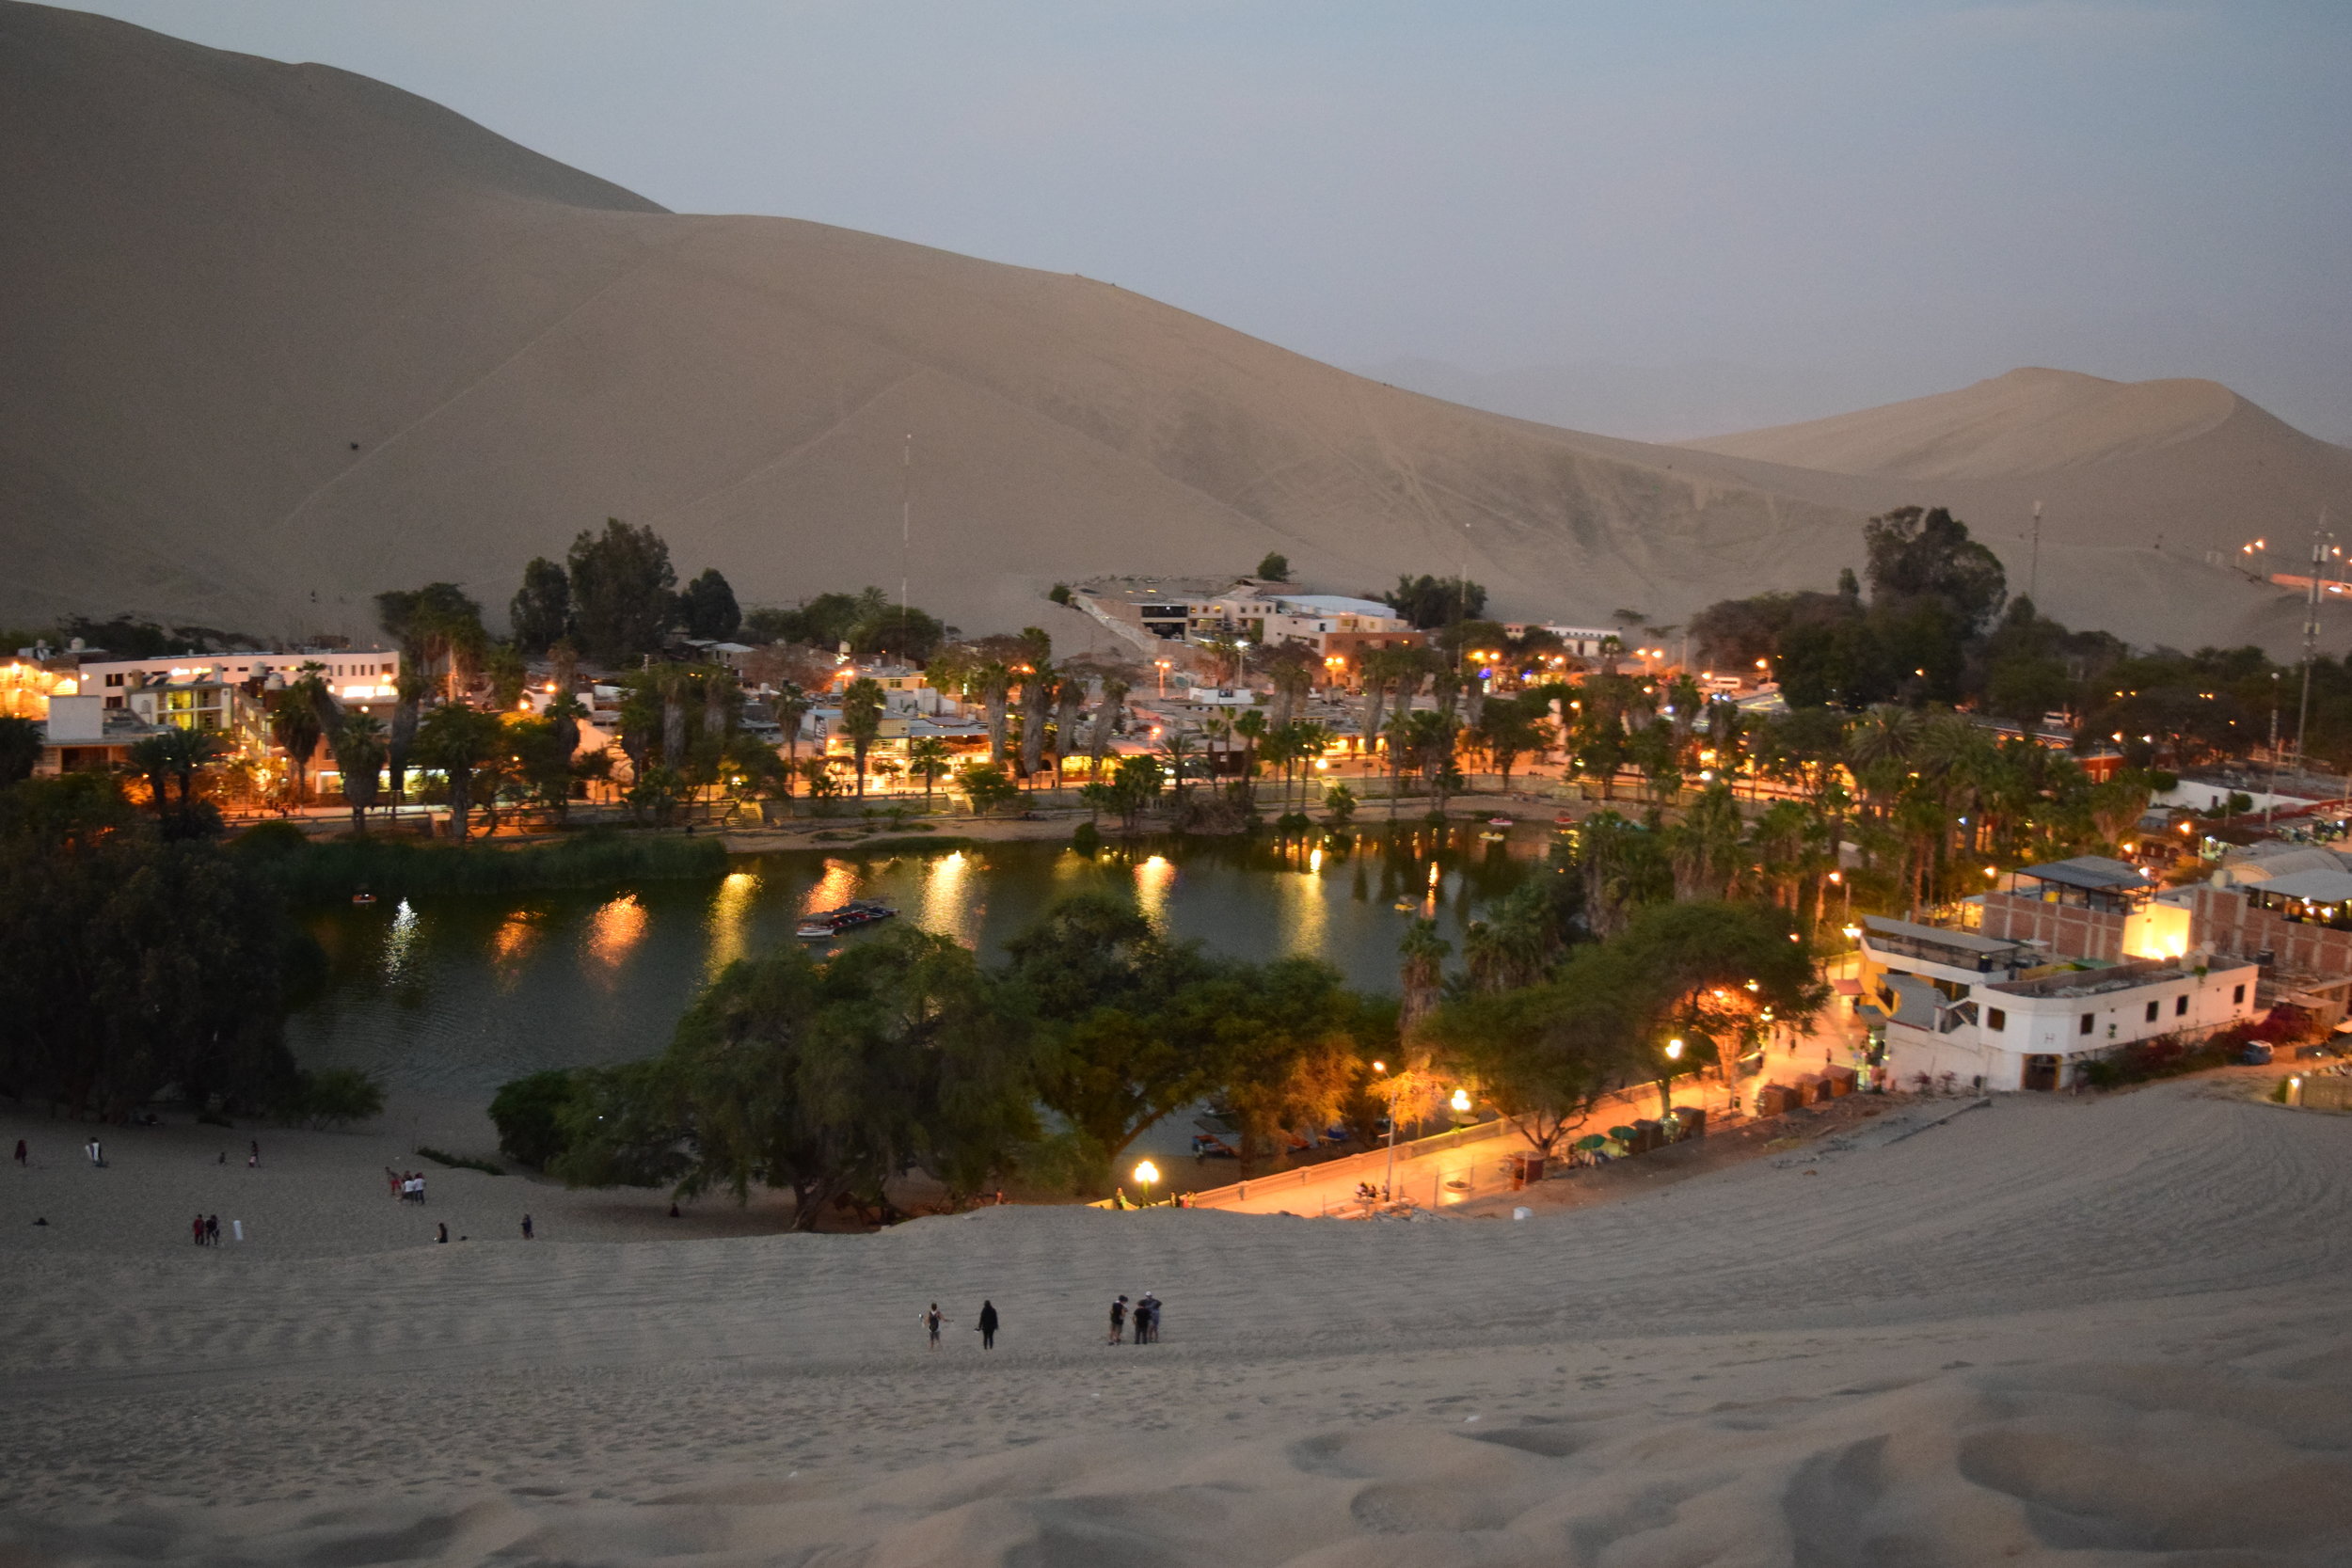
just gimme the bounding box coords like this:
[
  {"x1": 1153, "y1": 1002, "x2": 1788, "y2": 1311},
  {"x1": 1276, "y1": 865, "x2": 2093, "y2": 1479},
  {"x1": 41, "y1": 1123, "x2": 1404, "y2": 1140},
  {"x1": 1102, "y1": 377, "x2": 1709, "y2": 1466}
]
[
  {"x1": 1133, "y1": 1160, "x2": 1158, "y2": 1207},
  {"x1": 1660, "y1": 1037, "x2": 1684, "y2": 1117}
]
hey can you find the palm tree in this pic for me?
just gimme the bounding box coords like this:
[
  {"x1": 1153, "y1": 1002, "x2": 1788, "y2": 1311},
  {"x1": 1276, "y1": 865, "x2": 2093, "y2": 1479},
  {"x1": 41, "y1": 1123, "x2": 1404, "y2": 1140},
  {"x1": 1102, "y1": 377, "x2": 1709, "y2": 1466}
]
[
  {"x1": 771, "y1": 682, "x2": 813, "y2": 801},
  {"x1": 413, "y1": 702, "x2": 505, "y2": 840},
  {"x1": 329, "y1": 712, "x2": 388, "y2": 834},
  {"x1": 907, "y1": 736, "x2": 953, "y2": 807},
  {"x1": 840, "y1": 676, "x2": 884, "y2": 798},
  {"x1": 127, "y1": 726, "x2": 229, "y2": 839},
  {"x1": 977, "y1": 659, "x2": 1014, "y2": 765},
  {"x1": 1289, "y1": 721, "x2": 1334, "y2": 810},
  {"x1": 268, "y1": 662, "x2": 337, "y2": 807},
  {"x1": 1399, "y1": 918, "x2": 1452, "y2": 1036},
  {"x1": 1160, "y1": 727, "x2": 1198, "y2": 808},
  {"x1": 1089, "y1": 677, "x2": 1130, "y2": 779},
  {"x1": 1231, "y1": 709, "x2": 1268, "y2": 810},
  {"x1": 387, "y1": 666, "x2": 425, "y2": 807}
]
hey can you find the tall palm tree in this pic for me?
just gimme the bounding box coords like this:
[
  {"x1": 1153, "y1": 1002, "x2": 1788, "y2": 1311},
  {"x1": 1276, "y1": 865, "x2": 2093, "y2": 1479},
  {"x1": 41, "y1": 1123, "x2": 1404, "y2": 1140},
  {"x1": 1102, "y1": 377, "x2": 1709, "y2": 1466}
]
[
  {"x1": 414, "y1": 702, "x2": 506, "y2": 841},
  {"x1": 907, "y1": 736, "x2": 953, "y2": 806},
  {"x1": 771, "y1": 682, "x2": 813, "y2": 800},
  {"x1": 977, "y1": 660, "x2": 1014, "y2": 766},
  {"x1": 268, "y1": 662, "x2": 337, "y2": 807},
  {"x1": 127, "y1": 726, "x2": 229, "y2": 839},
  {"x1": 1089, "y1": 677, "x2": 1129, "y2": 779},
  {"x1": 1398, "y1": 918, "x2": 1452, "y2": 1036},
  {"x1": 840, "y1": 676, "x2": 884, "y2": 798},
  {"x1": 329, "y1": 712, "x2": 388, "y2": 834}
]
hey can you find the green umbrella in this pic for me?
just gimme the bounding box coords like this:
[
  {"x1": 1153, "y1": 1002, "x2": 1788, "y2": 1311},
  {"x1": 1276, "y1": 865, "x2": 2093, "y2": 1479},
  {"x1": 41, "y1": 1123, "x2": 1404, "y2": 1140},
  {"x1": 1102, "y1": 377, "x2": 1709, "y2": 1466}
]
[{"x1": 1572, "y1": 1133, "x2": 1609, "y2": 1151}]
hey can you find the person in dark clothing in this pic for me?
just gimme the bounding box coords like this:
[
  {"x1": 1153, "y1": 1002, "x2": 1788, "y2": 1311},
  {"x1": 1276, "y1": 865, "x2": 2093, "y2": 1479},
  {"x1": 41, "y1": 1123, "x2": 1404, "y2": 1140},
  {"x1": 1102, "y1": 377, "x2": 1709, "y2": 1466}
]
[
  {"x1": 923, "y1": 1303, "x2": 942, "y2": 1349},
  {"x1": 13, "y1": 1139, "x2": 25, "y2": 1165},
  {"x1": 520, "y1": 1214, "x2": 534, "y2": 1240},
  {"x1": 205, "y1": 1214, "x2": 220, "y2": 1245},
  {"x1": 192, "y1": 1214, "x2": 206, "y2": 1246},
  {"x1": 1107, "y1": 1295, "x2": 1128, "y2": 1345},
  {"x1": 1136, "y1": 1291, "x2": 1161, "y2": 1343},
  {"x1": 977, "y1": 1300, "x2": 999, "y2": 1349},
  {"x1": 436, "y1": 1222, "x2": 449, "y2": 1243}
]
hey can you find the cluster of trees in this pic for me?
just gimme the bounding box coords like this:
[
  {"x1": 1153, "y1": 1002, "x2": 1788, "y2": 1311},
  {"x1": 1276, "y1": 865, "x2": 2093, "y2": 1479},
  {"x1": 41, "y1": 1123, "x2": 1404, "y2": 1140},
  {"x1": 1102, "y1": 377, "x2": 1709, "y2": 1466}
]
[
  {"x1": 0, "y1": 768, "x2": 377, "y2": 1125},
  {"x1": 1689, "y1": 505, "x2": 2124, "y2": 718},
  {"x1": 493, "y1": 895, "x2": 1387, "y2": 1217},
  {"x1": 743, "y1": 586, "x2": 952, "y2": 663},
  {"x1": 509, "y1": 519, "x2": 741, "y2": 661},
  {"x1": 1380, "y1": 574, "x2": 1489, "y2": 630}
]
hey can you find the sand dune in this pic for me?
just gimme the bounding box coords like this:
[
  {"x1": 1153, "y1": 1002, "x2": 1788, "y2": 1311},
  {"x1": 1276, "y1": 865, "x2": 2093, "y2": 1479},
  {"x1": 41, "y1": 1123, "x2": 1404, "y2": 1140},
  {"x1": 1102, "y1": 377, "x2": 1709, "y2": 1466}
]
[
  {"x1": 7, "y1": 2, "x2": 2343, "y2": 654},
  {"x1": 3, "y1": 1083, "x2": 2347, "y2": 1561}
]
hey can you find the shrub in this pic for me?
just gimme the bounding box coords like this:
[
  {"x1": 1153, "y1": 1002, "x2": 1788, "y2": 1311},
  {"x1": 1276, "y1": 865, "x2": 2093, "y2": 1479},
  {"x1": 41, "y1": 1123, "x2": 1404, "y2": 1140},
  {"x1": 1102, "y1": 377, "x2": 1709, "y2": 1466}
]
[
  {"x1": 277, "y1": 1067, "x2": 387, "y2": 1129},
  {"x1": 416, "y1": 1145, "x2": 503, "y2": 1177},
  {"x1": 489, "y1": 1069, "x2": 580, "y2": 1168},
  {"x1": 1071, "y1": 821, "x2": 1103, "y2": 855}
]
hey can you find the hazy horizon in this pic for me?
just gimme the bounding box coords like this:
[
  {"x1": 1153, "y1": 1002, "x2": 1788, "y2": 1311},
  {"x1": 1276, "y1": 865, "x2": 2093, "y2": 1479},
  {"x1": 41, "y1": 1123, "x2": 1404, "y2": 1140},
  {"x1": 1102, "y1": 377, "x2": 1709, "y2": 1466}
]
[{"x1": 41, "y1": 0, "x2": 2352, "y2": 444}]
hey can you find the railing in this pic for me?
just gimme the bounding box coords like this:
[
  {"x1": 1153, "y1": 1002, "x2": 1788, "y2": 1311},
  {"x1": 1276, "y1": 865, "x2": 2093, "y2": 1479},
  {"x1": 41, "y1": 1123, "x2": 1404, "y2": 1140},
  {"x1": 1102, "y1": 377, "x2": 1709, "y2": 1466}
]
[{"x1": 1178, "y1": 1117, "x2": 1515, "y2": 1212}]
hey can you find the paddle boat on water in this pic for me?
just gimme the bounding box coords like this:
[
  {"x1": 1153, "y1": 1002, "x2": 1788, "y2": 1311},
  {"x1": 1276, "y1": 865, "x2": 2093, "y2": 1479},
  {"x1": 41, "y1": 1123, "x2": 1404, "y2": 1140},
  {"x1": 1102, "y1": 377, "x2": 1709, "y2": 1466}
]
[{"x1": 795, "y1": 899, "x2": 898, "y2": 940}]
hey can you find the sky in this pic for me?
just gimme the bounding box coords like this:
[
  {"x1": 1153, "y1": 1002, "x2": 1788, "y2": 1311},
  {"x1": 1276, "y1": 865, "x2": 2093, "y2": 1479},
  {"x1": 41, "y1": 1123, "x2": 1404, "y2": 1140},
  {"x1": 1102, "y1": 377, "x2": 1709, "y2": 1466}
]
[{"x1": 53, "y1": 0, "x2": 2352, "y2": 442}]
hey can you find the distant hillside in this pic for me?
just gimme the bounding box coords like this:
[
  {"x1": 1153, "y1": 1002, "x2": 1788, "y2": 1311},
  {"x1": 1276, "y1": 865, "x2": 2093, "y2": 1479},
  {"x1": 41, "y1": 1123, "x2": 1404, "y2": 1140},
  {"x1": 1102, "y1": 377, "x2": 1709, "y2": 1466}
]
[{"x1": 0, "y1": 3, "x2": 2336, "y2": 655}]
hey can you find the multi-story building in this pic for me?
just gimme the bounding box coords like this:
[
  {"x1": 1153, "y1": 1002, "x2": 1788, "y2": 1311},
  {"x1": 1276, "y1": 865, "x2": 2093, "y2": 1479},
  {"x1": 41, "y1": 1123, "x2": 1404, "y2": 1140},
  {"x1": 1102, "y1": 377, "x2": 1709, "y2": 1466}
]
[{"x1": 1856, "y1": 913, "x2": 2259, "y2": 1091}]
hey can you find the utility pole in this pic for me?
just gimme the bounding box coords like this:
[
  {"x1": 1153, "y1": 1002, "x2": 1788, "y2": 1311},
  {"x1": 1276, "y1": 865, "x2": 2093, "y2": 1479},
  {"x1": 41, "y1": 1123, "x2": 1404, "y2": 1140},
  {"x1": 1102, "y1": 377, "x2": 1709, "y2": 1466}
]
[
  {"x1": 2027, "y1": 499, "x2": 2042, "y2": 605},
  {"x1": 899, "y1": 433, "x2": 913, "y2": 654},
  {"x1": 2296, "y1": 515, "x2": 2332, "y2": 784}
]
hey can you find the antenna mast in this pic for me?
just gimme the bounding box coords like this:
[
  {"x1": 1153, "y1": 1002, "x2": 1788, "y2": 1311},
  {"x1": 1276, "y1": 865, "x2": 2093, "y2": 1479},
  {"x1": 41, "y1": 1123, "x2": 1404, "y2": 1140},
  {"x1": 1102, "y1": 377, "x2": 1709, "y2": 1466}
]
[
  {"x1": 2027, "y1": 499, "x2": 2042, "y2": 604},
  {"x1": 2296, "y1": 510, "x2": 2332, "y2": 775},
  {"x1": 899, "y1": 433, "x2": 912, "y2": 651}
]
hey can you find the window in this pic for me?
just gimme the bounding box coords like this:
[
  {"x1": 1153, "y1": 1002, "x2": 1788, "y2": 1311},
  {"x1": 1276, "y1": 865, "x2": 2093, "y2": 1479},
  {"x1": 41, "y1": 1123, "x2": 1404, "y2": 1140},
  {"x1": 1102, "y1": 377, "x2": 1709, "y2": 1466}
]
[
  {"x1": 2233, "y1": 984, "x2": 2246, "y2": 1005},
  {"x1": 2175, "y1": 995, "x2": 2188, "y2": 1017},
  {"x1": 2079, "y1": 1012, "x2": 2095, "y2": 1036},
  {"x1": 1986, "y1": 1007, "x2": 2007, "y2": 1032},
  {"x1": 2145, "y1": 1001, "x2": 2160, "y2": 1022},
  {"x1": 104, "y1": 673, "x2": 122, "y2": 688}
]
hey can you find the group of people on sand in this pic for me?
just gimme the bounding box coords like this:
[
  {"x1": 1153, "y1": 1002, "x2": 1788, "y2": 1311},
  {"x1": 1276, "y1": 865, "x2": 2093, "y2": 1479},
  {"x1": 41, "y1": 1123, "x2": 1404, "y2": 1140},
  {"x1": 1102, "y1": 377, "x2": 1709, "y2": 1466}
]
[
  {"x1": 190, "y1": 1212, "x2": 221, "y2": 1245},
  {"x1": 387, "y1": 1167, "x2": 427, "y2": 1202},
  {"x1": 921, "y1": 1300, "x2": 1003, "y2": 1350},
  {"x1": 1107, "y1": 1291, "x2": 1162, "y2": 1345}
]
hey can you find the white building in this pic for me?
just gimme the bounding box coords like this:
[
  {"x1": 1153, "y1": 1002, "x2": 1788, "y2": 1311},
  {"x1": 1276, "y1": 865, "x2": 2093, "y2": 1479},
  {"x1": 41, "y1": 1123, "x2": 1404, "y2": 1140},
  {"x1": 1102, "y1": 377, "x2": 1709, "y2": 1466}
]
[
  {"x1": 77, "y1": 650, "x2": 402, "y2": 709},
  {"x1": 1857, "y1": 915, "x2": 2257, "y2": 1091}
]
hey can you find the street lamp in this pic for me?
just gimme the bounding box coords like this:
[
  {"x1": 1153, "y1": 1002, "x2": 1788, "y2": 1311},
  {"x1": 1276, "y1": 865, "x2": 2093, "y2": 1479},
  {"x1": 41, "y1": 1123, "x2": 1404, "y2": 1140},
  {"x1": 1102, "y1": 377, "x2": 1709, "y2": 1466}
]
[
  {"x1": 1133, "y1": 1159, "x2": 1159, "y2": 1205},
  {"x1": 1450, "y1": 1086, "x2": 1471, "y2": 1114},
  {"x1": 1373, "y1": 1060, "x2": 1400, "y2": 1198},
  {"x1": 1661, "y1": 1037, "x2": 1683, "y2": 1117}
]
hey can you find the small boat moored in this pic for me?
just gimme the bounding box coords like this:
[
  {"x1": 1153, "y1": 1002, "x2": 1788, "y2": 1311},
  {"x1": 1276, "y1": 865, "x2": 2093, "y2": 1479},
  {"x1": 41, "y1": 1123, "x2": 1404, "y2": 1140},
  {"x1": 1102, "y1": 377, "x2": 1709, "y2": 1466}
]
[{"x1": 796, "y1": 899, "x2": 899, "y2": 940}]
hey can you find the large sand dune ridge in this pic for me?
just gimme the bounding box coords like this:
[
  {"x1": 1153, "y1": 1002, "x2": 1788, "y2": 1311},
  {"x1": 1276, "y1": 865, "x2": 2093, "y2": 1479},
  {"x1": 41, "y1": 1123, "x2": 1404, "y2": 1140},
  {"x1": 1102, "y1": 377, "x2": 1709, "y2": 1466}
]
[
  {"x1": 2, "y1": 1083, "x2": 2347, "y2": 1562},
  {"x1": 6, "y1": 2, "x2": 2346, "y2": 652}
]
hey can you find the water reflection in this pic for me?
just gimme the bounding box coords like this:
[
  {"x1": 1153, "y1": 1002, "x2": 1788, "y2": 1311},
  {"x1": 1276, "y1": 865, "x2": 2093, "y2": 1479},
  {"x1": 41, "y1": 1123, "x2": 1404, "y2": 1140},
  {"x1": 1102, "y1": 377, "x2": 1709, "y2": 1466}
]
[
  {"x1": 804, "y1": 860, "x2": 859, "y2": 914},
  {"x1": 920, "y1": 849, "x2": 980, "y2": 944},
  {"x1": 1134, "y1": 853, "x2": 1174, "y2": 930},
  {"x1": 382, "y1": 898, "x2": 419, "y2": 980},
  {"x1": 706, "y1": 871, "x2": 759, "y2": 978},
  {"x1": 584, "y1": 893, "x2": 647, "y2": 975}
]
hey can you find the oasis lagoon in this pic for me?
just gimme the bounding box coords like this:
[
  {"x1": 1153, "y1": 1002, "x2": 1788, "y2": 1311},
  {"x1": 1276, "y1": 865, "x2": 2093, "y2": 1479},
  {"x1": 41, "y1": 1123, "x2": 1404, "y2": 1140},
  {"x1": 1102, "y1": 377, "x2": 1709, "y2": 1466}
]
[{"x1": 289, "y1": 826, "x2": 1555, "y2": 1101}]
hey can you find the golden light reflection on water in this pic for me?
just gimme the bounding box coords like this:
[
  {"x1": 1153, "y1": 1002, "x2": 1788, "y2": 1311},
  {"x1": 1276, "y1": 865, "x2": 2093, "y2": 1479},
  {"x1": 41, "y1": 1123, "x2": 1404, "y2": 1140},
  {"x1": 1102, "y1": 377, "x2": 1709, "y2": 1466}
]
[
  {"x1": 920, "y1": 850, "x2": 981, "y2": 944},
  {"x1": 382, "y1": 898, "x2": 420, "y2": 980},
  {"x1": 803, "y1": 860, "x2": 859, "y2": 916},
  {"x1": 585, "y1": 894, "x2": 647, "y2": 974},
  {"x1": 489, "y1": 913, "x2": 540, "y2": 989},
  {"x1": 1278, "y1": 857, "x2": 1329, "y2": 958},
  {"x1": 706, "y1": 870, "x2": 759, "y2": 977},
  {"x1": 1308, "y1": 845, "x2": 1324, "y2": 874},
  {"x1": 1134, "y1": 853, "x2": 1174, "y2": 930}
]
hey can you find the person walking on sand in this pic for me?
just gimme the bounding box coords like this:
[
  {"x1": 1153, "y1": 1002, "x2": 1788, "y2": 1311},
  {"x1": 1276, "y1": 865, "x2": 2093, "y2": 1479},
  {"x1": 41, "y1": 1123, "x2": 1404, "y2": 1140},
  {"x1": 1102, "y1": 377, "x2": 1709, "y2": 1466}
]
[
  {"x1": 13, "y1": 1138, "x2": 25, "y2": 1166},
  {"x1": 248, "y1": 1139, "x2": 260, "y2": 1168},
  {"x1": 436, "y1": 1222, "x2": 449, "y2": 1243},
  {"x1": 1107, "y1": 1294, "x2": 1128, "y2": 1345},
  {"x1": 1137, "y1": 1291, "x2": 1161, "y2": 1344},
  {"x1": 977, "y1": 1300, "x2": 999, "y2": 1350},
  {"x1": 520, "y1": 1214, "x2": 534, "y2": 1240},
  {"x1": 923, "y1": 1303, "x2": 942, "y2": 1350},
  {"x1": 206, "y1": 1214, "x2": 220, "y2": 1245},
  {"x1": 192, "y1": 1214, "x2": 206, "y2": 1247}
]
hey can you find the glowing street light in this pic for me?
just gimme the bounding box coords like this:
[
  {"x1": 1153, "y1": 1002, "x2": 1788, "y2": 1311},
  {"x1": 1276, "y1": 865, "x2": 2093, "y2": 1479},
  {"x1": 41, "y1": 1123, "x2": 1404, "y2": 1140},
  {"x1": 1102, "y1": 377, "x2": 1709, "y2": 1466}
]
[
  {"x1": 1133, "y1": 1160, "x2": 1159, "y2": 1205},
  {"x1": 1450, "y1": 1086, "x2": 1472, "y2": 1114}
]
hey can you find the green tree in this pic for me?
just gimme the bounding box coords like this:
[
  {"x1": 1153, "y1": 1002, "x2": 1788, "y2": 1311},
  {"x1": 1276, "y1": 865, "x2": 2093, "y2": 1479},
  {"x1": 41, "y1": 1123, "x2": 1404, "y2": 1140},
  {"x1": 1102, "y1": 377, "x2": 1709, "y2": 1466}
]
[
  {"x1": 509, "y1": 557, "x2": 572, "y2": 655},
  {"x1": 268, "y1": 662, "x2": 336, "y2": 805},
  {"x1": 1255, "y1": 551, "x2": 1291, "y2": 581},
  {"x1": 126, "y1": 726, "x2": 229, "y2": 841},
  {"x1": 567, "y1": 518, "x2": 677, "y2": 662},
  {"x1": 1003, "y1": 895, "x2": 1216, "y2": 1186},
  {"x1": 557, "y1": 929, "x2": 1035, "y2": 1224},
  {"x1": 0, "y1": 790, "x2": 304, "y2": 1117},
  {"x1": 413, "y1": 702, "x2": 506, "y2": 840},
  {"x1": 375, "y1": 583, "x2": 486, "y2": 701},
  {"x1": 1864, "y1": 504, "x2": 2007, "y2": 633},
  {"x1": 1382, "y1": 574, "x2": 1488, "y2": 630},
  {"x1": 0, "y1": 716, "x2": 39, "y2": 787},
  {"x1": 328, "y1": 712, "x2": 387, "y2": 834},
  {"x1": 907, "y1": 736, "x2": 953, "y2": 805},
  {"x1": 958, "y1": 762, "x2": 1021, "y2": 816},
  {"x1": 840, "y1": 676, "x2": 885, "y2": 798},
  {"x1": 678, "y1": 567, "x2": 742, "y2": 641}
]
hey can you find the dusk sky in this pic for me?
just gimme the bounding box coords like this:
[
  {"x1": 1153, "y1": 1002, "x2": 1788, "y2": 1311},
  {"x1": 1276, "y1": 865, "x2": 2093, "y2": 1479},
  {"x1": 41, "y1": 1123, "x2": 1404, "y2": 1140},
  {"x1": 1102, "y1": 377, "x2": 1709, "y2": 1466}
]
[{"x1": 55, "y1": 1, "x2": 2352, "y2": 441}]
